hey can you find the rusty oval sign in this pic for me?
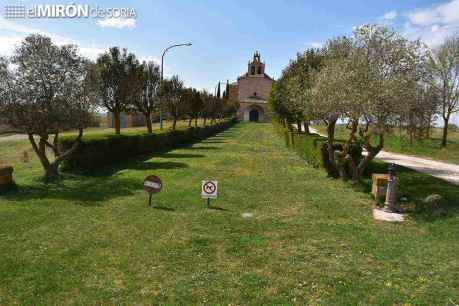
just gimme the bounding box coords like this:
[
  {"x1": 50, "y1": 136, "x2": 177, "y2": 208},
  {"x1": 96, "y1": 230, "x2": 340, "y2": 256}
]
[{"x1": 144, "y1": 175, "x2": 162, "y2": 194}]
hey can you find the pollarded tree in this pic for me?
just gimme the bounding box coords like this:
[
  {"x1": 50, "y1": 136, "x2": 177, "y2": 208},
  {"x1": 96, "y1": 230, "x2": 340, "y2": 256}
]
[
  {"x1": 130, "y1": 61, "x2": 160, "y2": 133},
  {"x1": 0, "y1": 34, "x2": 94, "y2": 178},
  {"x1": 162, "y1": 75, "x2": 185, "y2": 130},
  {"x1": 95, "y1": 47, "x2": 141, "y2": 135},
  {"x1": 313, "y1": 25, "x2": 427, "y2": 181},
  {"x1": 428, "y1": 35, "x2": 459, "y2": 147}
]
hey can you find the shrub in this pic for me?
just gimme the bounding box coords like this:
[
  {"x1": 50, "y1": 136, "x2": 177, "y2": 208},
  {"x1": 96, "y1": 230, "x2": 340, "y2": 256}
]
[
  {"x1": 273, "y1": 122, "x2": 326, "y2": 168},
  {"x1": 60, "y1": 120, "x2": 235, "y2": 171}
]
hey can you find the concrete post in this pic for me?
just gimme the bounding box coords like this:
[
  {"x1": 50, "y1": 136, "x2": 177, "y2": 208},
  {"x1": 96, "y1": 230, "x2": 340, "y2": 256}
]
[{"x1": 383, "y1": 163, "x2": 398, "y2": 212}]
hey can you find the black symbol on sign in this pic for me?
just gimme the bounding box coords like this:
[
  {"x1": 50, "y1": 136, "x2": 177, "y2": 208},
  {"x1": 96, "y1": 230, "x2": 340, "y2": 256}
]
[{"x1": 204, "y1": 182, "x2": 216, "y2": 194}]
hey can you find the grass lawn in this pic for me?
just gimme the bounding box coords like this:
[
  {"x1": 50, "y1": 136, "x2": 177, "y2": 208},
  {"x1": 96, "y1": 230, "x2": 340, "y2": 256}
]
[
  {"x1": 313, "y1": 124, "x2": 459, "y2": 164},
  {"x1": 0, "y1": 123, "x2": 458, "y2": 304}
]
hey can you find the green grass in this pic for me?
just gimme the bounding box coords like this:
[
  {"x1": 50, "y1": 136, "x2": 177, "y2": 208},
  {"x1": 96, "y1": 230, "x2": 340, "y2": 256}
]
[
  {"x1": 0, "y1": 123, "x2": 458, "y2": 304},
  {"x1": 313, "y1": 124, "x2": 459, "y2": 164}
]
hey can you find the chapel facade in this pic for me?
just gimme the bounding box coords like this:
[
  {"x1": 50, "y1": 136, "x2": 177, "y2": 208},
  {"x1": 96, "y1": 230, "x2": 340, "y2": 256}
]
[{"x1": 228, "y1": 51, "x2": 273, "y2": 122}]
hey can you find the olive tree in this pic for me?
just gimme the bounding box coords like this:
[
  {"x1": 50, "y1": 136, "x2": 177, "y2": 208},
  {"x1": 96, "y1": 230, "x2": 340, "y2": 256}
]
[
  {"x1": 130, "y1": 61, "x2": 160, "y2": 133},
  {"x1": 269, "y1": 49, "x2": 323, "y2": 132},
  {"x1": 95, "y1": 47, "x2": 141, "y2": 135},
  {"x1": 313, "y1": 25, "x2": 427, "y2": 181},
  {"x1": 428, "y1": 35, "x2": 459, "y2": 147},
  {"x1": 0, "y1": 34, "x2": 94, "y2": 178},
  {"x1": 162, "y1": 75, "x2": 185, "y2": 130}
]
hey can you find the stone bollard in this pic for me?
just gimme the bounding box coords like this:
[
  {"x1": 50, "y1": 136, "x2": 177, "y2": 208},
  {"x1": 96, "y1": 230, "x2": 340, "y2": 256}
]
[
  {"x1": 371, "y1": 173, "x2": 388, "y2": 199},
  {"x1": 383, "y1": 163, "x2": 398, "y2": 213},
  {"x1": 0, "y1": 166, "x2": 14, "y2": 192}
]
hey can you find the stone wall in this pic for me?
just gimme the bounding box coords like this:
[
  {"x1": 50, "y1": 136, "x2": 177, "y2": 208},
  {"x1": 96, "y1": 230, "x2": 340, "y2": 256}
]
[
  {"x1": 238, "y1": 75, "x2": 273, "y2": 101},
  {"x1": 228, "y1": 84, "x2": 239, "y2": 101},
  {"x1": 237, "y1": 102, "x2": 272, "y2": 122}
]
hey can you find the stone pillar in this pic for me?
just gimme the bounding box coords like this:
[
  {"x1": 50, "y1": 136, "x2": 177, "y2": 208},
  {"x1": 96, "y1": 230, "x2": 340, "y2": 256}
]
[{"x1": 383, "y1": 163, "x2": 398, "y2": 213}]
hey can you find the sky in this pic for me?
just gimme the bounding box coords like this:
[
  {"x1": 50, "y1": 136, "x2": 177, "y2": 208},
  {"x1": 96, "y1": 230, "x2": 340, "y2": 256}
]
[{"x1": 1, "y1": 0, "x2": 459, "y2": 122}]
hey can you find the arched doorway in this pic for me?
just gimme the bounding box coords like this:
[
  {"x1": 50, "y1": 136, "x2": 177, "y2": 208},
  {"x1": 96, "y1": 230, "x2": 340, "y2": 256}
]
[{"x1": 249, "y1": 109, "x2": 259, "y2": 122}]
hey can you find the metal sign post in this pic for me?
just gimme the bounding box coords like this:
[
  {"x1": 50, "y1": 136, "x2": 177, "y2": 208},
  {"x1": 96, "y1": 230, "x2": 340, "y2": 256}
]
[
  {"x1": 144, "y1": 175, "x2": 163, "y2": 207},
  {"x1": 201, "y1": 180, "x2": 218, "y2": 208}
]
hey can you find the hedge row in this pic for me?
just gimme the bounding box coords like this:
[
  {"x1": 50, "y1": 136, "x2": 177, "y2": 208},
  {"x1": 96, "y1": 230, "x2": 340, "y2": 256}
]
[
  {"x1": 273, "y1": 122, "x2": 326, "y2": 168},
  {"x1": 60, "y1": 120, "x2": 236, "y2": 171}
]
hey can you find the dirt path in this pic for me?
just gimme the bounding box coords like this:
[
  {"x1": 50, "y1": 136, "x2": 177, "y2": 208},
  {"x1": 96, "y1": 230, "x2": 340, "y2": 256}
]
[
  {"x1": 0, "y1": 134, "x2": 28, "y2": 142},
  {"x1": 308, "y1": 127, "x2": 459, "y2": 186}
]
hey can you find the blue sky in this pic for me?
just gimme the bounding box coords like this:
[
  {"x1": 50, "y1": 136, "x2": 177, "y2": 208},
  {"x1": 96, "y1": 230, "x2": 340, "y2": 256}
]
[{"x1": 1, "y1": 0, "x2": 459, "y2": 122}]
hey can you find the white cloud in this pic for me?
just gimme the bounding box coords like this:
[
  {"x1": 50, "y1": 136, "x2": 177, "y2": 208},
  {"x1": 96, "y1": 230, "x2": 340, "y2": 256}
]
[
  {"x1": 79, "y1": 47, "x2": 106, "y2": 60},
  {"x1": 403, "y1": 0, "x2": 459, "y2": 47},
  {"x1": 408, "y1": 0, "x2": 459, "y2": 26},
  {"x1": 0, "y1": 35, "x2": 23, "y2": 55},
  {"x1": 97, "y1": 18, "x2": 136, "y2": 29},
  {"x1": 139, "y1": 56, "x2": 161, "y2": 65},
  {"x1": 0, "y1": 17, "x2": 106, "y2": 60},
  {"x1": 382, "y1": 10, "x2": 398, "y2": 20},
  {"x1": 306, "y1": 41, "x2": 323, "y2": 48}
]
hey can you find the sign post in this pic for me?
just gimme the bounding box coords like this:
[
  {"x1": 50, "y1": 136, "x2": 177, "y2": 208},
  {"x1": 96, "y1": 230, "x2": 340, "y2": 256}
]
[
  {"x1": 144, "y1": 175, "x2": 162, "y2": 207},
  {"x1": 201, "y1": 180, "x2": 218, "y2": 208}
]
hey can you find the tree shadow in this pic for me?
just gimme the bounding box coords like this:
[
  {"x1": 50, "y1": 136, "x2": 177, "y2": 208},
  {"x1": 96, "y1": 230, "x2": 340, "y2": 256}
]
[
  {"x1": 152, "y1": 206, "x2": 175, "y2": 211},
  {"x1": 200, "y1": 141, "x2": 226, "y2": 144},
  {"x1": 208, "y1": 206, "x2": 229, "y2": 211},
  {"x1": 156, "y1": 153, "x2": 205, "y2": 159},
  {"x1": 182, "y1": 146, "x2": 221, "y2": 151},
  {"x1": 82, "y1": 158, "x2": 189, "y2": 177},
  {"x1": 1, "y1": 122, "x2": 238, "y2": 205},
  {"x1": 1, "y1": 175, "x2": 142, "y2": 206},
  {"x1": 360, "y1": 161, "x2": 459, "y2": 223}
]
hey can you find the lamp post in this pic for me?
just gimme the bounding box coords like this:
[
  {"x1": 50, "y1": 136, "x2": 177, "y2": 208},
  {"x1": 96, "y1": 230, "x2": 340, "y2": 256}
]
[{"x1": 159, "y1": 42, "x2": 192, "y2": 130}]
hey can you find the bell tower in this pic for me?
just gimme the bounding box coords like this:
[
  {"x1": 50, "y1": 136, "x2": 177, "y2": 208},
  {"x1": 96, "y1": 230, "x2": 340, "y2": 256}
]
[{"x1": 247, "y1": 51, "x2": 265, "y2": 76}]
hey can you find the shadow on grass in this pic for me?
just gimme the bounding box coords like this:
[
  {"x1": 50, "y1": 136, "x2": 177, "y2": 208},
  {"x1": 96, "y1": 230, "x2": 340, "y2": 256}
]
[
  {"x1": 152, "y1": 206, "x2": 175, "y2": 211},
  {"x1": 1, "y1": 174, "x2": 142, "y2": 206},
  {"x1": 200, "y1": 141, "x2": 226, "y2": 144},
  {"x1": 208, "y1": 206, "x2": 229, "y2": 211},
  {"x1": 182, "y1": 146, "x2": 221, "y2": 151},
  {"x1": 157, "y1": 153, "x2": 205, "y2": 159},
  {"x1": 1, "y1": 123, "x2": 239, "y2": 205},
  {"x1": 360, "y1": 161, "x2": 459, "y2": 222}
]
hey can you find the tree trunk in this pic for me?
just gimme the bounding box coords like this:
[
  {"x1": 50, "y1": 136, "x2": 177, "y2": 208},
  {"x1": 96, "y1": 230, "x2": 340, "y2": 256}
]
[
  {"x1": 172, "y1": 118, "x2": 177, "y2": 130},
  {"x1": 114, "y1": 111, "x2": 121, "y2": 135},
  {"x1": 188, "y1": 118, "x2": 192, "y2": 127},
  {"x1": 442, "y1": 116, "x2": 449, "y2": 147},
  {"x1": 304, "y1": 121, "x2": 310, "y2": 135},
  {"x1": 325, "y1": 116, "x2": 339, "y2": 178},
  {"x1": 28, "y1": 130, "x2": 84, "y2": 179},
  {"x1": 44, "y1": 162, "x2": 59, "y2": 179},
  {"x1": 28, "y1": 135, "x2": 51, "y2": 171},
  {"x1": 145, "y1": 112, "x2": 153, "y2": 133},
  {"x1": 297, "y1": 120, "x2": 302, "y2": 133}
]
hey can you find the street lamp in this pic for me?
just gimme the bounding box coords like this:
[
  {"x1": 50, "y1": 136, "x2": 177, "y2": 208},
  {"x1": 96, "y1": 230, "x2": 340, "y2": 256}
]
[{"x1": 159, "y1": 42, "x2": 192, "y2": 130}]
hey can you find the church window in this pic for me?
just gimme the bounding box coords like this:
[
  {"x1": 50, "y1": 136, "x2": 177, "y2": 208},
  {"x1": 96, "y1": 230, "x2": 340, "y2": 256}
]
[
  {"x1": 251, "y1": 66, "x2": 255, "y2": 75},
  {"x1": 257, "y1": 67, "x2": 262, "y2": 74}
]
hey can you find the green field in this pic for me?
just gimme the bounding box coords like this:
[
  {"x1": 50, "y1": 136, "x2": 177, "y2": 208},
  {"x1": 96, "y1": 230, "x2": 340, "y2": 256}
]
[
  {"x1": 313, "y1": 124, "x2": 459, "y2": 165},
  {"x1": 0, "y1": 123, "x2": 458, "y2": 304}
]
